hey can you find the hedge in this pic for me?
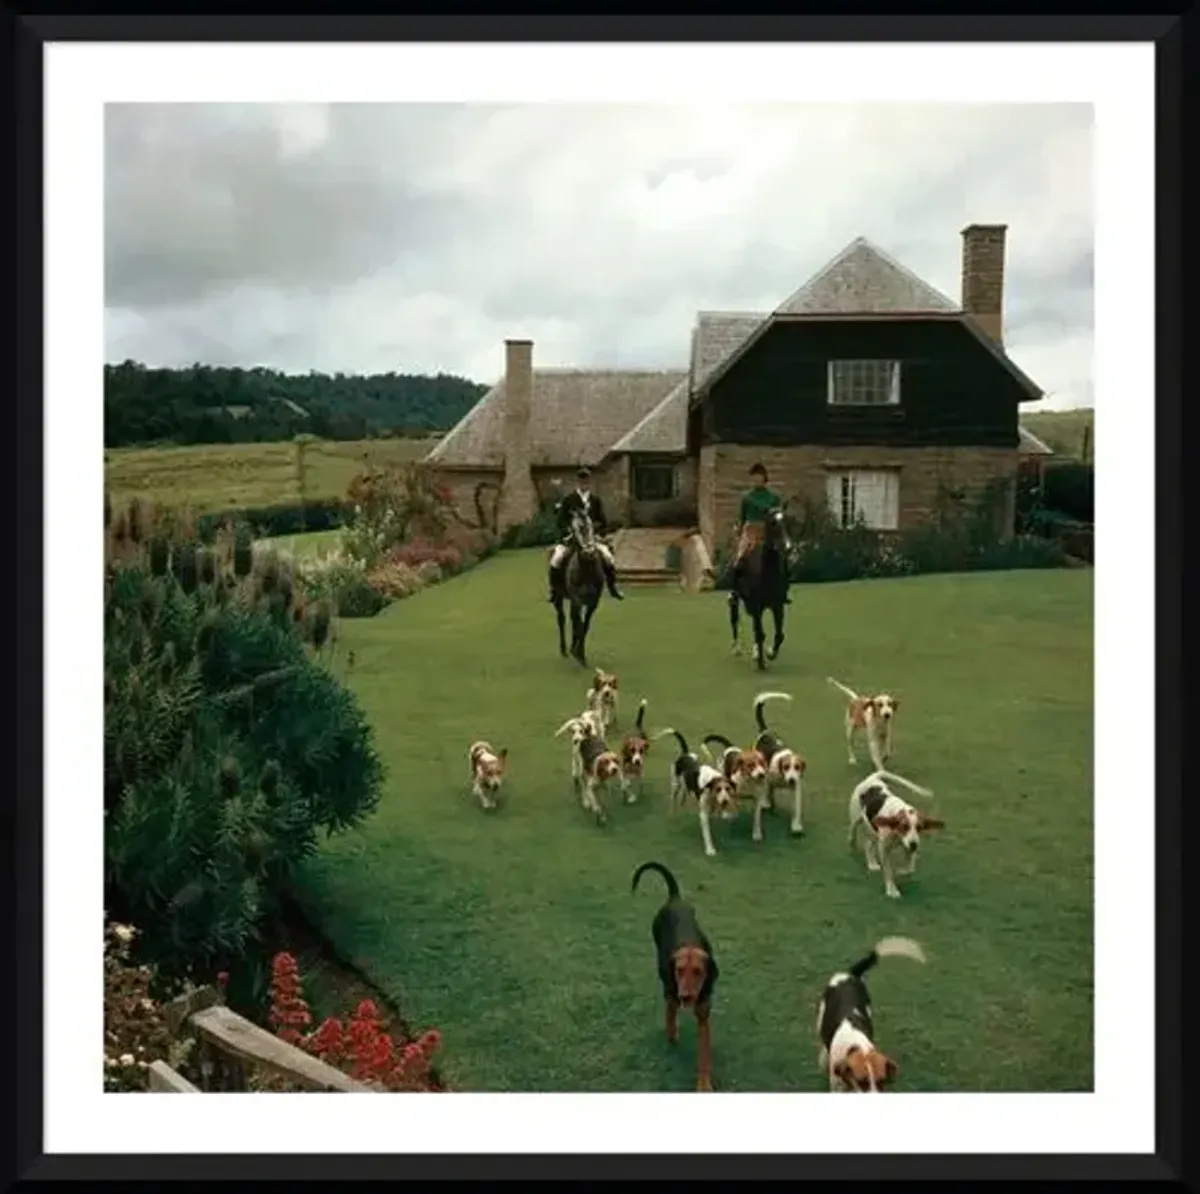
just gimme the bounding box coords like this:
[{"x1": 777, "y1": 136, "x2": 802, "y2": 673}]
[
  {"x1": 1041, "y1": 462, "x2": 1093, "y2": 524},
  {"x1": 196, "y1": 499, "x2": 355, "y2": 542}
]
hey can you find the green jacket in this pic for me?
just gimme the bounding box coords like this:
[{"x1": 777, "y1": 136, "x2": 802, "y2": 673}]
[{"x1": 739, "y1": 487, "x2": 783, "y2": 524}]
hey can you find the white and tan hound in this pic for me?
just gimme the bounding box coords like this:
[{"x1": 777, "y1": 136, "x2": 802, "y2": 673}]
[
  {"x1": 654, "y1": 728, "x2": 739, "y2": 859},
  {"x1": 827, "y1": 677, "x2": 900, "y2": 770},
  {"x1": 467, "y1": 741, "x2": 508, "y2": 811},
  {"x1": 585, "y1": 669, "x2": 620, "y2": 735},
  {"x1": 847, "y1": 769, "x2": 944, "y2": 899},
  {"x1": 701, "y1": 733, "x2": 771, "y2": 841}
]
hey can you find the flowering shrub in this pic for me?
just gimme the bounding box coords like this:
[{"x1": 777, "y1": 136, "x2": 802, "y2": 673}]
[
  {"x1": 296, "y1": 553, "x2": 385, "y2": 618},
  {"x1": 391, "y1": 536, "x2": 465, "y2": 576},
  {"x1": 104, "y1": 919, "x2": 195, "y2": 1091},
  {"x1": 343, "y1": 463, "x2": 454, "y2": 568},
  {"x1": 364, "y1": 560, "x2": 423, "y2": 600},
  {"x1": 267, "y1": 952, "x2": 443, "y2": 1091}
]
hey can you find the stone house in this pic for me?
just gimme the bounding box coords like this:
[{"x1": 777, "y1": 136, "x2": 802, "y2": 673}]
[{"x1": 425, "y1": 223, "x2": 1055, "y2": 575}]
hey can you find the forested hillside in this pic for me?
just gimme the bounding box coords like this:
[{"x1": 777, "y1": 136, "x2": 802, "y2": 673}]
[{"x1": 105, "y1": 360, "x2": 486, "y2": 448}]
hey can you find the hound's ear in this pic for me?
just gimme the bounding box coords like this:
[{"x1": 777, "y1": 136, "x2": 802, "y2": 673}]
[
  {"x1": 497, "y1": 747, "x2": 508, "y2": 763},
  {"x1": 891, "y1": 697, "x2": 901, "y2": 710},
  {"x1": 919, "y1": 815, "x2": 944, "y2": 831},
  {"x1": 871, "y1": 815, "x2": 900, "y2": 832},
  {"x1": 611, "y1": 676, "x2": 619, "y2": 688},
  {"x1": 884, "y1": 1055, "x2": 899, "y2": 1083}
]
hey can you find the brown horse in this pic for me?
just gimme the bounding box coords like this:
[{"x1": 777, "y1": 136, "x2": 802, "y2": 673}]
[
  {"x1": 552, "y1": 510, "x2": 605, "y2": 667},
  {"x1": 729, "y1": 506, "x2": 793, "y2": 671}
]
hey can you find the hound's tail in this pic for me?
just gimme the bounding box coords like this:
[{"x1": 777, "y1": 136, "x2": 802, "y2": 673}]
[
  {"x1": 849, "y1": 936, "x2": 926, "y2": 978},
  {"x1": 701, "y1": 733, "x2": 735, "y2": 762},
  {"x1": 653, "y1": 727, "x2": 690, "y2": 756},
  {"x1": 871, "y1": 769, "x2": 934, "y2": 800},
  {"x1": 827, "y1": 677, "x2": 860, "y2": 701},
  {"x1": 635, "y1": 700, "x2": 647, "y2": 734},
  {"x1": 632, "y1": 860, "x2": 681, "y2": 900},
  {"x1": 753, "y1": 691, "x2": 793, "y2": 732}
]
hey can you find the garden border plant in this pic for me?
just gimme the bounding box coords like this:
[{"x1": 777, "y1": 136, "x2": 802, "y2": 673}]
[
  {"x1": 104, "y1": 496, "x2": 386, "y2": 1008},
  {"x1": 711, "y1": 477, "x2": 1069, "y2": 589}
]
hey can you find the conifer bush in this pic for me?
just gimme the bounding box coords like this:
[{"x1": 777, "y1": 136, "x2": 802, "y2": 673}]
[{"x1": 104, "y1": 499, "x2": 385, "y2": 985}]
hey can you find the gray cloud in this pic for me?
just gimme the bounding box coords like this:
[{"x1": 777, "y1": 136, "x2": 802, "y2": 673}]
[{"x1": 105, "y1": 101, "x2": 1094, "y2": 408}]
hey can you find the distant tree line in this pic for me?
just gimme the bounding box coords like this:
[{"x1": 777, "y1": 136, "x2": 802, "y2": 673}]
[{"x1": 104, "y1": 360, "x2": 487, "y2": 448}]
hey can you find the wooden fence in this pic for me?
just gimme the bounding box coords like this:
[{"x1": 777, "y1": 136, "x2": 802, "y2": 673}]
[{"x1": 148, "y1": 985, "x2": 370, "y2": 1093}]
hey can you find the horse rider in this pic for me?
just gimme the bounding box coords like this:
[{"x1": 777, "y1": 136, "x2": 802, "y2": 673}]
[
  {"x1": 548, "y1": 468, "x2": 625, "y2": 602},
  {"x1": 729, "y1": 461, "x2": 791, "y2": 603}
]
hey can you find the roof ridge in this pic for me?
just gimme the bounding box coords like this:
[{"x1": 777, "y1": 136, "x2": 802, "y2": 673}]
[{"x1": 775, "y1": 235, "x2": 959, "y2": 316}]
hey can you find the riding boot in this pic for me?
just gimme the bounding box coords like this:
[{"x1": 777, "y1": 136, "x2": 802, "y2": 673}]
[
  {"x1": 602, "y1": 559, "x2": 625, "y2": 600},
  {"x1": 548, "y1": 562, "x2": 566, "y2": 603}
]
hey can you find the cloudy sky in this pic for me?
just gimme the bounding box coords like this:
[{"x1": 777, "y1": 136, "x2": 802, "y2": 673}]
[{"x1": 104, "y1": 102, "x2": 1093, "y2": 409}]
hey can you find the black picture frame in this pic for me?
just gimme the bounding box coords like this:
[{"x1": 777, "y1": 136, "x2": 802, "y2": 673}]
[{"x1": 9, "y1": 11, "x2": 1184, "y2": 1185}]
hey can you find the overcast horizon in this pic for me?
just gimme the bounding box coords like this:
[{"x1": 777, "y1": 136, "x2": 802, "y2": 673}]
[{"x1": 104, "y1": 102, "x2": 1094, "y2": 411}]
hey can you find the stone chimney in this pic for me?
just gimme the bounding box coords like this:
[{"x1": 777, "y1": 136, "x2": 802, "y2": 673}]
[
  {"x1": 960, "y1": 223, "x2": 1007, "y2": 346},
  {"x1": 496, "y1": 338, "x2": 539, "y2": 531}
]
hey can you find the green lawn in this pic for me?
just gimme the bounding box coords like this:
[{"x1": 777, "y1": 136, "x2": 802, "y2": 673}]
[
  {"x1": 256, "y1": 529, "x2": 344, "y2": 559},
  {"x1": 293, "y1": 550, "x2": 1094, "y2": 1092}
]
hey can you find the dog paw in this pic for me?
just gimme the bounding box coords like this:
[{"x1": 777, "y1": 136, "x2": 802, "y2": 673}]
[
  {"x1": 696, "y1": 1076, "x2": 714, "y2": 1092},
  {"x1": 866, "y1": 861, "x2": 881, "y2": 872},
  {"x1": 751, "y1": 831, "x2": 764, "y2": 843},
  {"x1": 790, "y1": 825, "x2": 805, "y2": 837},
  {"x1": 704, "y1": 848, "x2": 717, "y2": 858},
  {"x1": 885, "y1": 887, "x2": 902, "y2": 900}
]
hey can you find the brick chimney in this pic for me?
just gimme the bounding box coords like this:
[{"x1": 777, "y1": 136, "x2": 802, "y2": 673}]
[
  {"x1": 960, "y1": 223, "x2": 1007, "y2": 346},
  {"x1": 496, "y1": 338, "x2": 539, "y2": 531}
]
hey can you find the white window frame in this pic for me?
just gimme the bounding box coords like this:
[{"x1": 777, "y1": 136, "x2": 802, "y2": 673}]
[
  {"x1": 826, "y1": 359, "x2": 902, "y2": 407},
  {"x1": 825, "y1": 469, "x2": 900, "y2": 531}
]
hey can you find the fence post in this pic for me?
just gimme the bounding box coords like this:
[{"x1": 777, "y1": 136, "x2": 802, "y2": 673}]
[{"x1": 293, "y1": 434, "x2": 315, "y2": 532}]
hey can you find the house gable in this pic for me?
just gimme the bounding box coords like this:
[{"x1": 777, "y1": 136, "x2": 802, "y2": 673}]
[
  {"x1": 689, "y1": 236, "x2": 1042, "y2": 413},
  {"x1": 702, "y1": 315, "x2": 1030, "y2": 449}
]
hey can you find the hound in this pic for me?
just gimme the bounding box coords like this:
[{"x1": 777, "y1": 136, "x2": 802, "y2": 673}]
[
  {"x1": 631, "y1": 861, "x2": 720, "y2": 1091},
  {"x1": 554, "y1": 714, "x2": 624, "y2": 824},
  {"x1": 752, "y1": 691, "x2": 809, "y2": 837},
  {"x1": 827, "y1": 677, "x2": 900, "y2": 770},
  {"x1": 701, "y1": 733, "x2": 771, "y2": 843},
  {"x1": 847, "y1": 769, "x2": 945, "y2": 899},
  {"x1": 467, "y1": 741, "x2": 508, "y2": 811},
  {"x1": 585, "y1": 669, "x2": 620, "y2": 735},
  {"x1": 654, "y1": 728, "x2": 739, "y2": 858},
  {"x1": 816, "y1": 936, "x2": 926, "y2": 1092},
  {"x1": 620, "y1": 699, "x2": 652, "y2": 802}
]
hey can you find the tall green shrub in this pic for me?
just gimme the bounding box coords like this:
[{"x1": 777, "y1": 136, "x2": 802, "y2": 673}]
[
  {"x1": 1042, "y1": 462, "x2": 1094, "y2": 523},
  {"x1": 104, "y1": 503, "x2": 385, "y2": 987}
]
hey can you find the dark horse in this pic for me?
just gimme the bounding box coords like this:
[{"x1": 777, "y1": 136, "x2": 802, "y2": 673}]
[
  {"x1": 728, "y1": 506, "x2": 793, "y2": 671},
  {"x1": 552, "y1": 510, "x2": 605, "y2": 667}
]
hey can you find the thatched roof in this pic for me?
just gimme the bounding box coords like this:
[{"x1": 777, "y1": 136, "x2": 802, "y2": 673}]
[
  {"x1": 777, "y1": 236, "x2": 960, "y2": 316},
  {"x1": 609, "y1": 377, "x2": 690, "y2": 454},
  {"x1": 691, "y1": 311, "x2": 765, "y2": 392},
  {"x1": 425, "y1": 368, "x2": 685, "y2": 468},
  {"x1": 1018, "y1": 425, "x2": 1054, "y2": 456}
]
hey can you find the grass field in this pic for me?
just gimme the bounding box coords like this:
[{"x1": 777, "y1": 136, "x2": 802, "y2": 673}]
[
  {"x1": 105, "y1": 437, "x2": 436, "y2": 513},
  {"x1": 292, "y1": 551, "x2": 1094, "y2": 1093},
  {"x1": 105, "y1": 408, "x2": 1091, "y2": 514},
  {"x1": 1022, "y1": 407, "x2": 1094, "y2": 460}
]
